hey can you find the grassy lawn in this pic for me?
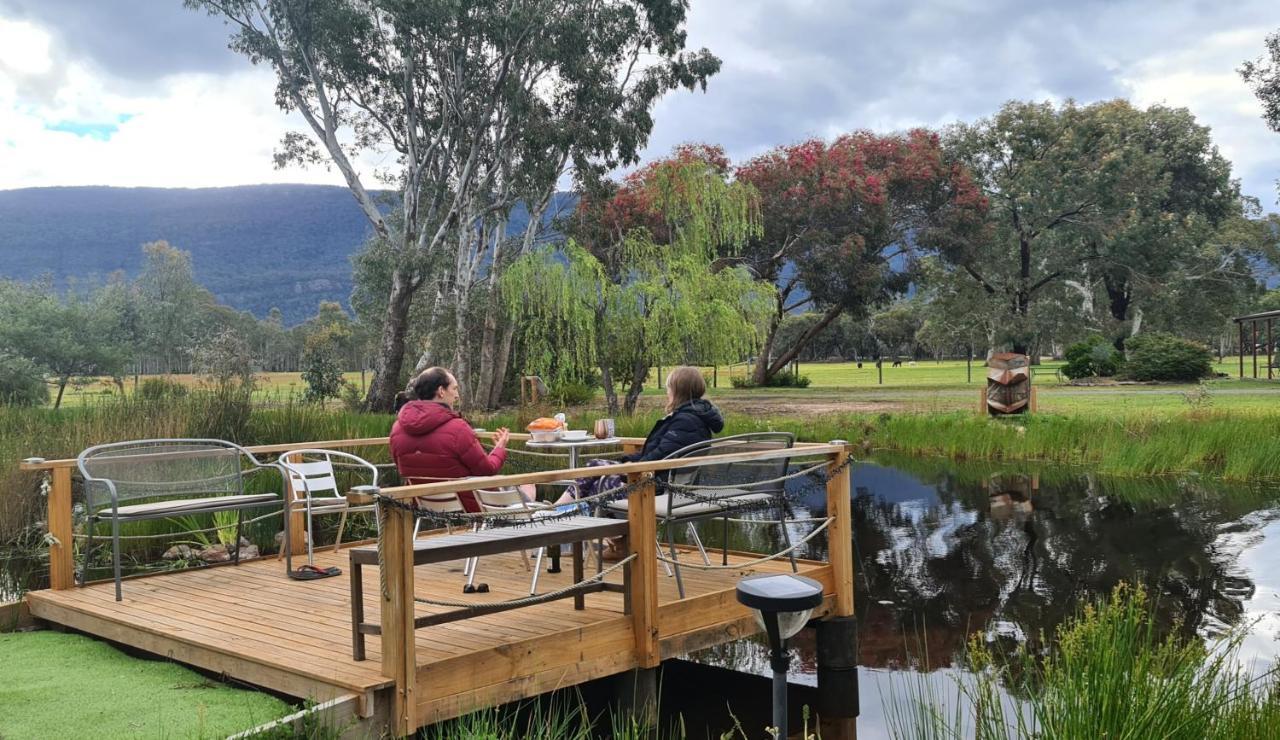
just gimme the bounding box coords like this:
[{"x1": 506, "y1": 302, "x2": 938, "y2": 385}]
[{"x1": 0, "y1": 631, "x2": 290, "y2": 739}]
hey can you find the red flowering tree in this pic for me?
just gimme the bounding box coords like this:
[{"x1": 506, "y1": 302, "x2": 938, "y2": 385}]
[{"x1": 734, "y1": 130, "x2": 987, "y2": 384}]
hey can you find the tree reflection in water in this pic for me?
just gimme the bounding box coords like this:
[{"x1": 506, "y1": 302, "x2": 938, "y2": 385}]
[{"x1": 689, "y1": 454, "x2": 1280, "y2": 679}]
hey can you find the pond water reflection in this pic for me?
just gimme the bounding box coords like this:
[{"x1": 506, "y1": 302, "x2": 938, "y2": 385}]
[{"x1": 690, "y1": 455, "x2": 1280, "y2": 730}]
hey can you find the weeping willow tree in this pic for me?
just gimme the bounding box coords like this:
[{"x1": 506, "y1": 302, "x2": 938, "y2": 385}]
[{"x1": 503, "y1": 147, "x2": 774, "y2": 414}]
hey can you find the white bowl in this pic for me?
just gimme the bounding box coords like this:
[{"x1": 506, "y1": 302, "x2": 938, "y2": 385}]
[
  {"x1": 561, "y1": 430, "x2": 590, "y2": 441},
  {"x1": 528, "y1": 429, "x2": 562, "y2": 443}
]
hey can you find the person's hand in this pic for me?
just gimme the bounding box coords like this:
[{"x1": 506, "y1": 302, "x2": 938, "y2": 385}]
[{"x1": 493, "y1": 428, "x2": 510, "y2": 449}]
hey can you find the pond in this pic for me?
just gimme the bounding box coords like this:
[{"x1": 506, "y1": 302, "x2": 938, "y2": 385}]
[
  {"x1": 688, "y1": 454, "x2": 1280, "y2": 735},
  {"x1": 3, "y1": 455, "x2": 1279, "y2": 736}
]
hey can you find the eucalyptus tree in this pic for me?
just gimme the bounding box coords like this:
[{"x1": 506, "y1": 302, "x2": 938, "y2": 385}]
[
  {"x1": 0, "y1": 281, "x2": 129, "y2": 408},
  {"x1": 135, "y1": 240, "x2": 207, "y2": 373},
  {"x1": 733, "y1": 130, "x2": 987, "y2": 384},
  {"x1": 189, "y1": 0, "x2": 720, "y2": 410},
  {"x1": 944, "y1": 100, "x2": 1254, "y2": 354},
  {"x1": 504, "y1": 146, "x2": 772, "y2": 414},
  {"x1": 1241, "y1": 29, "x2": 1280, "y2": 137}
]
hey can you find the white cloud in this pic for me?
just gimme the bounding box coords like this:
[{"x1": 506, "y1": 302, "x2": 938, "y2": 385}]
[
  {"x1": 2, "y1": 1, "x2": 1279, "y2": 209},
  {"x1": 0, "y1": 16, "x2": 373, "y2": 189},
  {"x1": 1119, "y1": 28, "x2": 1280, "y2": 205}
]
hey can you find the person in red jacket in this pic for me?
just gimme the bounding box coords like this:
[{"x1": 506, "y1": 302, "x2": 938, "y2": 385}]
[{"x1": 390, "y1": 367, "x2": 516, "y2": 512}]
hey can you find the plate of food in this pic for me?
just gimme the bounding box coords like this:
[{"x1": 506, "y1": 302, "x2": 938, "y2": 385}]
[{"x1": 526, "y1": 417, "x2": 563, "y2": 443}]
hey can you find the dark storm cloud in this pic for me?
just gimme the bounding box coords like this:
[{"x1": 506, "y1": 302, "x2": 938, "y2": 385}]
[
  {"x1": 641, "y1": 0, "x2": 1278, "y2": 186},
  {"x1": 0, "y1": 0, "x2": 239, "y2": 81}
]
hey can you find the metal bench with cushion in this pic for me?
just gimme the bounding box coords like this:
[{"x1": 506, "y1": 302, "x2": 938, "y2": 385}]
[{"x1": 77, "y1": 438, "x2": 281, "y2": 601}]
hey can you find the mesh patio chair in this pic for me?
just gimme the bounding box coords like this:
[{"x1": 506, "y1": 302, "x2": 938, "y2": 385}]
[
  {"x1": 604, "y1": 432, "x2": 797, "y2": 597},
  {"x1": 277, "y1": 449, "x2": 379, "y2": 576},
  {"x1": 77, "y1": 438, "x2": 281, "y2": 601}
]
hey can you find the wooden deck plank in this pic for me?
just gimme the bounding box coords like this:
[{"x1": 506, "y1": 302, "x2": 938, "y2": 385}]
[{"x1": 26, "y1": 543, "x2": 829, "y2": 728}]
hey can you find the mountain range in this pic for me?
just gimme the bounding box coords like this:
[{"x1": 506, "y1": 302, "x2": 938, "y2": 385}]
[{"x1": 0, "y1": 185, "x2": 571, "y2": 324}]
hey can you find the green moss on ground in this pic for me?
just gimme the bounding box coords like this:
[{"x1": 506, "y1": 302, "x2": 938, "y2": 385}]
[{"x1": 0, "y1": 631, "x2": 290, "y2": 739}]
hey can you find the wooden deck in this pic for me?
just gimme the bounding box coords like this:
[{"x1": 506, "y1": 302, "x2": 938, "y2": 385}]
[
  {"x1": 26, "y1": 542, "x2": 834, "y2": 729},
  {"x1": 20, "y1": 436, "x2": 854, "y2": 736}
]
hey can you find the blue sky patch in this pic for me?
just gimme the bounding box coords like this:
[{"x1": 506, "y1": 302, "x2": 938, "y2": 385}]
[{"x1": 44, "y1": 114, "x2": 134, "y2": 141}]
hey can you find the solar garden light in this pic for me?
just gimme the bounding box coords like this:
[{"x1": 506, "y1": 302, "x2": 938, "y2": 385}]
[{"x1": 736, "y1": 573, "x2": 825, "y2": 739}]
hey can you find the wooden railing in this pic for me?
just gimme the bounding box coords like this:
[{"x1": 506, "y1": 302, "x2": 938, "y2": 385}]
[
  {"x1": 350, "y1": 440, "x2": 854, "y2": 736},
  {"x1": 19, "y1": 435, "x2": 855, "y2": 738}
]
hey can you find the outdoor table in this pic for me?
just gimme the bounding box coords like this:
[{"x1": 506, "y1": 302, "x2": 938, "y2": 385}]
[
  {"x1": 524, "y1": 435, "x2": 622, "y2": 571},
  {"x1": 524, "y1": 435, "x2": 622, "y2": 468},
  {"x1": 348, "y1": 515, "x2": 630, "y2": 661}
]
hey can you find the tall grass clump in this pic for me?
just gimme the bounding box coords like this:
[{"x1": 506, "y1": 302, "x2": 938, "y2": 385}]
[{"x1": 887, "y1": 584, "x2": 1280, "y2": 739}]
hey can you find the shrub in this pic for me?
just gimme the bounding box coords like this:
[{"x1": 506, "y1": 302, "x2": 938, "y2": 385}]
[
  {"x1": 1121, "y1": 332, "x2": 1213, "y2": 382},
  {"x1": 138, "y1": 377, "x2": 189, "y2": 400},
  {"x1": 767, "y1": 371, "x2": 811, "y2": 388},
  {"x1": 549, "y1": 380, "x2": 597, "y2": 406},
  {"x1": 1062, "y1": 335, "x2": 1120, "y2": 379},
  {"x1": 0, "y1": 352, "x2": 48, "y2": 406},
  {"x1": 730, "y1": 371, "x2": 811, "y2": 389}
]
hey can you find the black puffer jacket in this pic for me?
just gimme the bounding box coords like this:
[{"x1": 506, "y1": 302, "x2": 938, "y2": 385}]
[{"x1": 625, "y1": 398, "x2": 725, "y2": 462}]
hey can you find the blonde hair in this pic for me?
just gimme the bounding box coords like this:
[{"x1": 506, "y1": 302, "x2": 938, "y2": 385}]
[{"x1": 664, "y1": 366, "x2": 706, "y2": 413}]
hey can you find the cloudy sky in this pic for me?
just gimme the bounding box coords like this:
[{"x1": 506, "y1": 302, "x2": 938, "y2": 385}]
[{"x1": 2, "y1": 0, "x2": 1279, "y2": 209}]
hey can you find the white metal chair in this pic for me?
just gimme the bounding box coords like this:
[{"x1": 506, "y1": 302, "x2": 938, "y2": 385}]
[
  {"x1": 277, "y1": 449, "x2": 378, "y2": 574},
  {"x1": 473, "y1": 487, "x2": 555, "y2": 595},
  {"x1": 410, "y1": 490, "x2": 487, "y2": 589}
]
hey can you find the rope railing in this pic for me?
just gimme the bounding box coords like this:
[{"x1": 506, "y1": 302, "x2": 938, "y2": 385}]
[
  {"x1": 366, "y1": 452, "x2": 853, "y2": 527},
  {"x1": 653, "y1": 517, "x2": 833, "y2": 570}
]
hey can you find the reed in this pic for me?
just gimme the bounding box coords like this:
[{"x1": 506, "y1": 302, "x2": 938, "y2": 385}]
[{"x1": 886, "y1": 584, "x2": 1280, "y2": 739}]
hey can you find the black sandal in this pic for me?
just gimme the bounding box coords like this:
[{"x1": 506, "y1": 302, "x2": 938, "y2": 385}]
[{"x1": 288, "y1": 564, "x2": 342, "y2": 581}]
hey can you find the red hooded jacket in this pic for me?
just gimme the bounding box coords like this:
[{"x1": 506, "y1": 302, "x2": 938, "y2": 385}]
[{"x1": 389, "y1": 401, "x2": 507, "y2": 512}]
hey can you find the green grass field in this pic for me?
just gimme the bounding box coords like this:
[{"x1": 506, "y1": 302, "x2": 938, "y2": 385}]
[{"x1": 52, "y1": 358, "x2": 1280, "y2": 417}]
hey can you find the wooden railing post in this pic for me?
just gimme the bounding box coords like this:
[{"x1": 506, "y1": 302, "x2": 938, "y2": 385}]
[
  {"x1": 826, "y1": 443, "x2": 854, "y2": 617},
  {"x1": 48, "y1": 466, "x2": 74, "y2": 590},
  {"x1": 379, "y1": 502, "x2": 417, "y2": 737},
  {"x1": 281, "y1": 453, "x2": 307, "y2": 557},
  {"x1": 627, "y1": 473, "x2": 660, "y2": 668}
]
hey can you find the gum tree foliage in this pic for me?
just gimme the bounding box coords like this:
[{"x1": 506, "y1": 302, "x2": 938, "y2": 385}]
[
  {"x1": 188, "y1": 0, "x2": 720, "y2": 411},
  {"x1": 136, "y1": 241, "x2": 208, "y2": 373},
  {"x1": 733, "y1": 130, "x2": 988, "y2": 385},
  {"x1": 1241, "y1": 29, "x2": 1280, "y2": 138},
  {"x1": 943, "y1": 100, "x2": 1252, "y2": 354},
  {"x1": 0, "y1": 281, "x2": 129, "y2": 408},
  {"x1": 505, "y1": 147, "x2": 773, "y2": 414}
]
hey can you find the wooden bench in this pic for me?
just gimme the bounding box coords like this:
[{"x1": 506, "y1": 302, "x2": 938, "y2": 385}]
[{"x1": 348, "y1": 515, "x2": 630, "y2": 660}]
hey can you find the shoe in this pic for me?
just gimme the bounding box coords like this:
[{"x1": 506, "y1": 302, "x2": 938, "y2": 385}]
[
  {"x1": 288, "y1": 564, "x2": 341, "y2": 580},
  {"x1": 600, "y1": 542, "x2": 625, "y2": 561}
]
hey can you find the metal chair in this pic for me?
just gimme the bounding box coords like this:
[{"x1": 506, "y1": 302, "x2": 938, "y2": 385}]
[
  {"x1": 473, "y1": 487, "x2": 555, "y2": 595},
  {"x1": 410, "y1": 490, "x2": 484, "y2": 586},
  {"x1": 77, "y1": 438, "x2": 281, "y2": 601},
  {"x1": 277, "y1": 449, "x2": 379, "y2": 575},
  {"x1": 605, "y1": 432, "x2": 797, "y2": 597}
]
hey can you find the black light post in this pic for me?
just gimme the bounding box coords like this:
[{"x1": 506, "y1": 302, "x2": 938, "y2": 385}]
[{"x1": 736, "y1": 574, "x2": 825, "y2": 739}]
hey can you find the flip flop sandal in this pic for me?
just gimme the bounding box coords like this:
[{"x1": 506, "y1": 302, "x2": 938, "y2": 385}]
[{"x1": 288, "y1": 564, "x2": 342, "y2": 581}]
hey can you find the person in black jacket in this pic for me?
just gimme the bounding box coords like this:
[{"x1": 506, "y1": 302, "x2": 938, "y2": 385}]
[
  {"x1": 621, "y1": 365, "x2": 724, "y2": 462},
  {"x1": 553, "y1": 367, "x2": 723, "y2": 561}
]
